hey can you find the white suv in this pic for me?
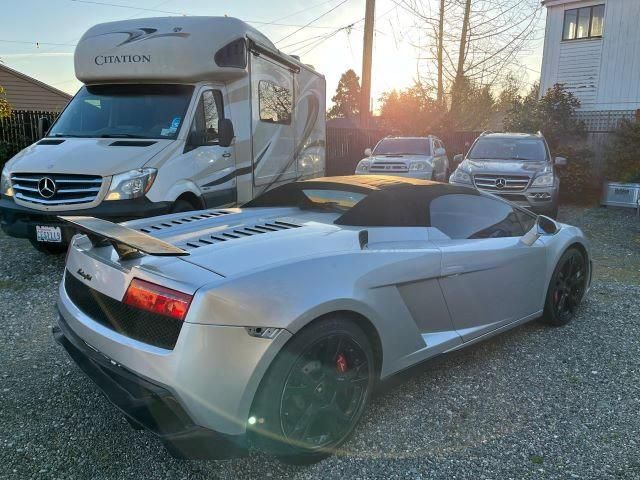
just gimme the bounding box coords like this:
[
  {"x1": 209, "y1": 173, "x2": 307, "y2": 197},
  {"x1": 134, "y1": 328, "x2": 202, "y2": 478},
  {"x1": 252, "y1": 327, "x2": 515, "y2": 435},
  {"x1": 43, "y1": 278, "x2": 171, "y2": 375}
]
[{"x1": 355, "y1": 136, "x2": 449, "y2": 181}]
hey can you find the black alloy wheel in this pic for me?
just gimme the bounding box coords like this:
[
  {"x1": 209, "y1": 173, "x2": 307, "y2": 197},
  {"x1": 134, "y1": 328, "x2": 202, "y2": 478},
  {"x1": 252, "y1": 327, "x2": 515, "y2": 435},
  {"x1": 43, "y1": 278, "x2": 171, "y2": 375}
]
[
  {"x1": 280, "y1": 334, "x2": 370, "y2": 450},
  {"x1": 251, "y1": 317, "x2": 375, "y2": 464},
  {"x1": 542, "y1": 248, "x2": 588, "y2": 326}
]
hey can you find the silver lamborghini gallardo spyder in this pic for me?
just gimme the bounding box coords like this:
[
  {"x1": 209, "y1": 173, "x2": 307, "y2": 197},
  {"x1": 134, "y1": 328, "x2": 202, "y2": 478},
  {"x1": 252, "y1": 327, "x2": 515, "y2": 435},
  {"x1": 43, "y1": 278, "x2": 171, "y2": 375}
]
[{"x1": 54, "y1": 176, "x2": 592, "y2": 463}]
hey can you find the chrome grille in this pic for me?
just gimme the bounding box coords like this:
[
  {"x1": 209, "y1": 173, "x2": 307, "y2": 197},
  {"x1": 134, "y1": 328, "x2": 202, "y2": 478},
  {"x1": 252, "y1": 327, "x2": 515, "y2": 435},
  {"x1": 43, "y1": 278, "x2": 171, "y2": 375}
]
[
  {"x1": 11, "y1": 173, "x2": 103, "y2": 206},
  {"x1": 473, "y1": 174, "x2": 530, "y2": 192},
  {"x1": 369, "y1": 161, "x2": 409, "y2": 173}
]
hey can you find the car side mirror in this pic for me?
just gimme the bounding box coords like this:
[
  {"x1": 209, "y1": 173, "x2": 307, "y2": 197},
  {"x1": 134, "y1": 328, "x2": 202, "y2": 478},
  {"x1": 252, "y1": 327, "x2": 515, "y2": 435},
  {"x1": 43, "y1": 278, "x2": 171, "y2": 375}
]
[
  {"x1": 453, "y1": 153, "x2": 463, "y2": 164},
  {"x1": 218, "y1": 118, "x2": 235, "y2": 148},
  {"x1": 364, "y1": 148, "x2": 372, "y2": 157},
  {"x1": 38, "y1": 117, "x2": 51, "y2": 138},
  {"x1": 554, "y1": 156, "x2": 567, "y2": 166},
  {"x1": 521, "y1": 215, "x2": 559, "y2": 246},
  {"x1": 435, "y1": 147, "x2": 446, "y2": 157}
]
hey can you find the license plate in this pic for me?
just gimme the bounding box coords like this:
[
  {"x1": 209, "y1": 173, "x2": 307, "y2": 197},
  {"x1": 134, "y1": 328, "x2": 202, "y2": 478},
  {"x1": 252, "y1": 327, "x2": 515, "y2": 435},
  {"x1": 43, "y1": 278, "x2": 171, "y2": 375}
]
[{"x1": 36, "y1": 225, "x2": 62, "y2": 243}]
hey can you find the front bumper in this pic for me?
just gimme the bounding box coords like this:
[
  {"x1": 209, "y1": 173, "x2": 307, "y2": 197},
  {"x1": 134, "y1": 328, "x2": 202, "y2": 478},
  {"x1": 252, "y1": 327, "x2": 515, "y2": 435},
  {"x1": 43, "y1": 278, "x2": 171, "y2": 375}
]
[
  {"x1": 52, "y1": 313, "x2": 247, "y2": 459},
  {"x1": 448, "y1": 180, "x2": 557, "y2": 213},
  {"x1": 0, "y1": 196, "x2": 171, "y2": 243}
]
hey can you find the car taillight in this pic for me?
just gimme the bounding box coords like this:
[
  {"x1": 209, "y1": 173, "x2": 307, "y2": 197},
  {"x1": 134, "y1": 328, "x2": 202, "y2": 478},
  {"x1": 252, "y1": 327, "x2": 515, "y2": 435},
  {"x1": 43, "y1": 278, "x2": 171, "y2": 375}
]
[{"x1": 123, "y1": 278, "x2": 193, "y2": 321}]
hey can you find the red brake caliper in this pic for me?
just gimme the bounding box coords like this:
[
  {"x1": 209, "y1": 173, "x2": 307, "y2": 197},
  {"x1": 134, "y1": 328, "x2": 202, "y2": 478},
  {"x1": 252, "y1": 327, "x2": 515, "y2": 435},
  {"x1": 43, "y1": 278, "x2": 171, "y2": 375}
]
[{"x1": 335, "y1": 353, "x2": 348, "y2": 374}]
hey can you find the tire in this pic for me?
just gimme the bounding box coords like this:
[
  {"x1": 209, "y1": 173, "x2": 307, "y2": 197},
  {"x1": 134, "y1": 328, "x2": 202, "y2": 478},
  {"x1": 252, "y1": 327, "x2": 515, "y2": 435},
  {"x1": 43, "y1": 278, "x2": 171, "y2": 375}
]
[
  {"x1": 171, "y1": 199, "x2": 197, "y2": 213},
  {"x1": 30, "y1": 240, "x2": 68, "y2": 255},
  {"x1": 250, "y1": 316, "x2": 376, "y2": 464},
  {"x1": 541, "y1": 248, "x2": 588, "y2": 326}
]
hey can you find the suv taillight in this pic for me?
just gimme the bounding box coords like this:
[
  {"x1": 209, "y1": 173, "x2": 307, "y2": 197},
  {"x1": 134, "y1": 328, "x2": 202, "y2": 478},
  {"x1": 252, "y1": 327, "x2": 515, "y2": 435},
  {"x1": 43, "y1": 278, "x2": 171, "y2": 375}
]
[{"x1": 123, "y1": 278, "x2": 193, "y2": 321}]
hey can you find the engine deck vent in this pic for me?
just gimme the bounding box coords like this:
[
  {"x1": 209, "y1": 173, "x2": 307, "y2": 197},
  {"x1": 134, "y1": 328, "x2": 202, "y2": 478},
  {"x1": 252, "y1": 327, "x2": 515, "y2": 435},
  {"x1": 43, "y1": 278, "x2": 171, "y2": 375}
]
[
  {"x1": 184, "y1": 220, "x2": 302, "y2": 249},
  {"x1": 139, "y1": 210, "x2": 232, "y2": 233}
]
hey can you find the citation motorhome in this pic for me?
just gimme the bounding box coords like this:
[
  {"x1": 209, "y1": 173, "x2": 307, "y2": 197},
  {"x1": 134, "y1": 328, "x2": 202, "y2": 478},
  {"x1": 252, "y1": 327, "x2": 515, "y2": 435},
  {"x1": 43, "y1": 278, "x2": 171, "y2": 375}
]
[{"x1": 0, "y1": 17, "x2": 326, "y2": 252}]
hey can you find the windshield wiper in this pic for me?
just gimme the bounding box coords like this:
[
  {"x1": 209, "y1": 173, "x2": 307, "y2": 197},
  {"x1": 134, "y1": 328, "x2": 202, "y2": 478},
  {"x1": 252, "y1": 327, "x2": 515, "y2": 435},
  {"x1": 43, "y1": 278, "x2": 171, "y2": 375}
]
[
  {"x1": 50, "y1": 133, "x2": 91, "y2": 138},
  {"x1": 99, "y1": 133, "x2": 147, "y2": 139}
]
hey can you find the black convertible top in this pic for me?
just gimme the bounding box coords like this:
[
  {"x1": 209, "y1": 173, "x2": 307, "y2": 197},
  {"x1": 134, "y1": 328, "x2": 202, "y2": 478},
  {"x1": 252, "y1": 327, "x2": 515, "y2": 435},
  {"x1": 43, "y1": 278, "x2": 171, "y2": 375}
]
[{"x1": 245, "y1": 175, "x2": 481, "y2": 227}]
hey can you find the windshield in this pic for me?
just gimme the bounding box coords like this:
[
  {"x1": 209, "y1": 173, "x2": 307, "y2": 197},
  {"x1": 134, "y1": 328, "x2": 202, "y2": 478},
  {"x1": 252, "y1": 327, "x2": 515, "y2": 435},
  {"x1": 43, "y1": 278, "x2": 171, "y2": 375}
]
[
  {"x1": 49, "y1": 84, "x2": 194, "y2": 139},
  {"x1": 373, "y1": 138, "x2": 431, "y2": 156},
  {"x1": 468, "y1": 137, "x2": 547, "y2": 161}
]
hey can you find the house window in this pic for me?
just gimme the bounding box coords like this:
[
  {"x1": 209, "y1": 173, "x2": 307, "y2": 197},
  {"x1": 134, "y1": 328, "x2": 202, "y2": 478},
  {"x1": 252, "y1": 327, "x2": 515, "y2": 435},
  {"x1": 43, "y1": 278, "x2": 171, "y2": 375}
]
[
  {"x1": 259, "y1": 81, "x2": 292, "y2": 125},
  {"x1": 563, "y1": 4, "x2": 605, "y2": 40}
]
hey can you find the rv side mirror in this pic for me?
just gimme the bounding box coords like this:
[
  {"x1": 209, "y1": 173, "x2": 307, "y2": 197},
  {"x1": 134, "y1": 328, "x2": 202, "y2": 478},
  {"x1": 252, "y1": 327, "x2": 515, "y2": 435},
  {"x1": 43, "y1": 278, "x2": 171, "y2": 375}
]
[
  {"x1": 453, "y1": 153, "x2": 464, "y2": 164},
  {"x1": 555, "y1": 156, "x2": 567, "y2": 166},
  {"x1": 187, "y1": 130, "x2": 205, "y2": 149},
  {"x1": 364, "y1": 148, "x2": 372, "y2": 157},
  {"x1": 218, "y1": 118, "x2": 235, "y2": 148},
  {"x1": 38, "y1": 117, "x2": 51, "y2": 138}
]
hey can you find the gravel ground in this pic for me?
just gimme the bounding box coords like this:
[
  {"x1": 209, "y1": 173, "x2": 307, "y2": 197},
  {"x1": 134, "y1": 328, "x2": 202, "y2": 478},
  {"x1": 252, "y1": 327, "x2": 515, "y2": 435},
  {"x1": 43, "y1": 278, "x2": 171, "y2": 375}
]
[{"x1": 1, "y1": 205, "x2": 639, "y2": 480}]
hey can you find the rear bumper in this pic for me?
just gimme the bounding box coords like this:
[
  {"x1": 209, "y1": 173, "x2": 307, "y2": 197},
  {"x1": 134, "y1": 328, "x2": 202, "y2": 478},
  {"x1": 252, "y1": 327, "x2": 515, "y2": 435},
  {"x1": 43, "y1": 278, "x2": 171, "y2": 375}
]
[
  {"x1": 0, "y1": 196, "x2": 171, "y2": 243},
  {"x1": 52, "y1": 312, "x2": 248, "y2": 459}
]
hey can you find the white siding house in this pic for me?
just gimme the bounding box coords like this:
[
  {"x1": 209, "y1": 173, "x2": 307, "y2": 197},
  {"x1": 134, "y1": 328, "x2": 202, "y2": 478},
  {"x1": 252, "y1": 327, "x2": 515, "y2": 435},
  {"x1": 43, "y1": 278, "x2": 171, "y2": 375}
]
[{"x1": 540, "y1": 0, "x2": 640, "y2": 115}]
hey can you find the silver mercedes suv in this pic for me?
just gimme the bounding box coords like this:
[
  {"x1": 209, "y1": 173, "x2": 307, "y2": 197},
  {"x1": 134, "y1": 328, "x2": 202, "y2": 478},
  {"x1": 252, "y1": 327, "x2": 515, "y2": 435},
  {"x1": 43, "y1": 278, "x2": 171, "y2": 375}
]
[{"x1": 449, "y1": 132, "x2": 566, "y2": 218}]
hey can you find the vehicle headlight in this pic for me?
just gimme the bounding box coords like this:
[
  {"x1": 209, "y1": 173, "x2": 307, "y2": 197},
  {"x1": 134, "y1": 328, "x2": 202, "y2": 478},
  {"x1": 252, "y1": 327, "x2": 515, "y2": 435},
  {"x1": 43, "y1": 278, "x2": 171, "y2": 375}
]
[
  {"x1": 532, "y1": 173, "x2": 554, "y2": 187},
  {"x1": 355, "y1": 160, "x2": 371, "y2": 173},
  {"x1": 451, "y1": 169, "x2": 472, "y2": 184},
  {"x1": 409, "y1": 161, "x2": 429, "y2": 171},
  {"x1": 105, "y1": 168, "x2": 157, "y2": 201},
  {"x1": 1, "y1": 167, "x2": 13, "y2": 197}
]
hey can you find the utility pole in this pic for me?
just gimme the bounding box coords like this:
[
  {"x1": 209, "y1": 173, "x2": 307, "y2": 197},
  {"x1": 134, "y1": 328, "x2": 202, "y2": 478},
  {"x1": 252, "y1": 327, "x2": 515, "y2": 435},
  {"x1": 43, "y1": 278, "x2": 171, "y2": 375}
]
[
  {"x1": 360, "y1": 0, "x2": 375, "y2": 128},
  {"x1": 437, "y1": 0, "x2": 445, "y2": 107}
]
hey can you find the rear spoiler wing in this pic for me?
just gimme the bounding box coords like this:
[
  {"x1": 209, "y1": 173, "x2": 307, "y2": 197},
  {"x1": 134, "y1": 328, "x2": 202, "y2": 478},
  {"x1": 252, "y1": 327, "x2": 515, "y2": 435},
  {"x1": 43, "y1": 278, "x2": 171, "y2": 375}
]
[{"x1": 59, "y1": 216, "x2": 188, "y2": 259}]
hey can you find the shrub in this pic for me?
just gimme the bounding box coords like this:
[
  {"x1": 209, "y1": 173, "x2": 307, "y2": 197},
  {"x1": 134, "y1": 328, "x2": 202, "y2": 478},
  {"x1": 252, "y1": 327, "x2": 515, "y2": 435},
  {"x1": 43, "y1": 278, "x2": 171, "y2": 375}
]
[{"x1": 605, "y1": 119, "x2": 640, "y2": 183}]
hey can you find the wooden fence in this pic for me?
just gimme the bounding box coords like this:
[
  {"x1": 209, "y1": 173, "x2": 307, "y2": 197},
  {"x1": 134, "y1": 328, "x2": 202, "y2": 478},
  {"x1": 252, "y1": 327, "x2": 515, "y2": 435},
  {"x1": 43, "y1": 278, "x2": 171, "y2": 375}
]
[{"x1": 0, "y1": 109, "x2": 58, "y2": 145}]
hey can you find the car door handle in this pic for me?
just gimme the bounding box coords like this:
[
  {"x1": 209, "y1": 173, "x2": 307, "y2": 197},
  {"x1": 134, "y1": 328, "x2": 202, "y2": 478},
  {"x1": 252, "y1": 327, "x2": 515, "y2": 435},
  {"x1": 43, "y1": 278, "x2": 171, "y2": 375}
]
[{"x1": 222, "y1": 152, "x2": 231, "y2": 158}]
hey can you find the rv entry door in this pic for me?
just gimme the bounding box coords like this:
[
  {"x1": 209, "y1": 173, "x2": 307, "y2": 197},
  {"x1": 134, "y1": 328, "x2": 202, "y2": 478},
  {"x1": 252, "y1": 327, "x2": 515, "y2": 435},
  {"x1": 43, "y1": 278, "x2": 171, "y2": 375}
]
[
  {"x1": 186, "y1": 88, "x2": 237, "y2": 207},
  {"x1": 251, "y1": 54, "x2": 296, "y2": 188}
]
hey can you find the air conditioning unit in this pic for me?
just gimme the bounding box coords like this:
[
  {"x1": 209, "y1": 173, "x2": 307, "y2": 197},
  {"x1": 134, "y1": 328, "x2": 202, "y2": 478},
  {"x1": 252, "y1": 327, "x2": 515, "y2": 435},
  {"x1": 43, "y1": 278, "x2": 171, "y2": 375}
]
[{"x1": 601, "y1": 182, "x2": 640, "y2": 209}]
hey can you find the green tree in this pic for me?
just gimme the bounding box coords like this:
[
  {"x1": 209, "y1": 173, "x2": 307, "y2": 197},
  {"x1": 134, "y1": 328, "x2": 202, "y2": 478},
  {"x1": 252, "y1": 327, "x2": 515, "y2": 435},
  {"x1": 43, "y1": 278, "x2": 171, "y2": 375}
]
[
  {"x1": 327, "y1": 69, "x2": 361, "y2": 119},
  {"x1": 447, "y1": 76, "x2": 496, "y2": 131},
  {"x1": 378, "y1": 80, "x2": 443, "y2": 135},
  {"x1": 0, "y1": 85, "x2": 10, "y2": 118}
]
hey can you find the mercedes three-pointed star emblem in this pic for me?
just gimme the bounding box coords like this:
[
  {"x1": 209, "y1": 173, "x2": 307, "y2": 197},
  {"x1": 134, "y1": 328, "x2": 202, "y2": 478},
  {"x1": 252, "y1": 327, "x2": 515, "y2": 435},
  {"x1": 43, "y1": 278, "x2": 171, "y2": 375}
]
[
  {"x1": 37, "y1": 177, "x2": 57, "y2": 199},
  {"x1": 495, "y1": 177, "x2": 507, "y2": 189}
]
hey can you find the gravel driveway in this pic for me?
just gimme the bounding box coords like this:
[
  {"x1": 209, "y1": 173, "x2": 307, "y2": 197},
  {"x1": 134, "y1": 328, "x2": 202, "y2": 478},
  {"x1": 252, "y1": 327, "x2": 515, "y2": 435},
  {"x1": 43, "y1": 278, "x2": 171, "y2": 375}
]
[{"x1": 1, "y1": 205, "x2": 639, "y2": 480}]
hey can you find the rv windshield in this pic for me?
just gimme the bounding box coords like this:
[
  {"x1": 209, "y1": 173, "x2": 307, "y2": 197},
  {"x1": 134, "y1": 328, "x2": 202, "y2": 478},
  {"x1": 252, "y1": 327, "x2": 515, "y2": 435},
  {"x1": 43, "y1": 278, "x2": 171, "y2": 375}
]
[{"x1": 49, "y1": 84, "x2": 194, "y2": 140}]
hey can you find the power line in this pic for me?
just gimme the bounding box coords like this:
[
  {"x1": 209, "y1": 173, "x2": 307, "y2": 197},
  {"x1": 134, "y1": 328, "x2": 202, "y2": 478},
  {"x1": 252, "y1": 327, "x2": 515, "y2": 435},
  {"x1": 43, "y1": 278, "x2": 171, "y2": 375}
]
[
  {"x1": 66, "y1": 0, "x2": 347, "y2": 30},
  {"x1": 0, "y1": 39, "x2": 76, "y2": 47},
  {"x1": 275, "y1": 0, "x2": 351, "y2": 43}
]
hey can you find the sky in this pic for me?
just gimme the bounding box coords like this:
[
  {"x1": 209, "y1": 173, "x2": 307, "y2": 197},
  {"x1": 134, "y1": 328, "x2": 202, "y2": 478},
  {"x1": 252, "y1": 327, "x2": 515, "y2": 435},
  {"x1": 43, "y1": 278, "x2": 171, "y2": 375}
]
[{"x1": 0, "y1": 0, "x2": 546, "y2": 108}]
